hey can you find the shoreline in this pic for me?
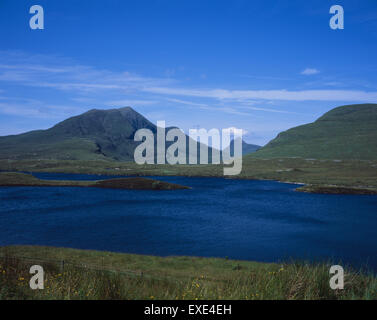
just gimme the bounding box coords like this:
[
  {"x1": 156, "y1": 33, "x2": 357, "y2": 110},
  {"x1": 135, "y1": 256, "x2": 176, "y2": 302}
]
[
  {"x1": 295, "y1": 184, "x2": 377, "y2": 195},
  {"x1": 1, "y1": 157, "x2": 377, "y2": 195},
  {"x1": 1, "y1": 169, "x2": 376, "y2": 195}
]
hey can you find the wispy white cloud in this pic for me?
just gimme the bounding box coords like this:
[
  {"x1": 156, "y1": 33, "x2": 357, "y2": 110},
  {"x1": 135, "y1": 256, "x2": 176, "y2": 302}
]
[
  {"x1": 239, "y1": 74, "x2": 292, "y2": 81},
  {"x1": 200, "y1": 106, "x2": 252, "y2": 116},
  {"x1": 166, "y1": 97, "x2": 251, "y2": 116},
  {"x1": 0, "y1": 51, "x2": 175, "y2": 94},
  {"x1": 301, "y1": 68, "x2": 320, "y2": 75},
  {"x1": 107, "y1": 99, "x2": 158, "y2": 106},
  {"x1": 166, "y1": 97, "x2": 296, "y2": 115},
  {"x1": 0, "y1": 102, "x2": 83, "y2": 119},
  {"x1": 0, "y1": 50, "x2": 376, "y2": 123},
  {"x1": 166, "y1": 98, "x2": 209, "y2": 107},
  {"x1": 240, "y1": 105, "x2": 300, "y2": 114},
  {"x1": 0, "y1": 94, "x2": 85, "y2": 119},
  {"x1": 143, "y1": 87, "x2": 377, "y2": 102}
]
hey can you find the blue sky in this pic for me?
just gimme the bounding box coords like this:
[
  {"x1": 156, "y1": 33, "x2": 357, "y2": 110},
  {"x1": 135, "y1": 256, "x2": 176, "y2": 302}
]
[{"x1": 0, "y1": 0, "x2": 376, "y2": 145}]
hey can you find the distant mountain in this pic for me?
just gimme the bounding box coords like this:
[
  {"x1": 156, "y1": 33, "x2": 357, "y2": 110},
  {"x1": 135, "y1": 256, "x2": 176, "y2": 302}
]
[
  {"x1": 0, "y1": 107, "x2": 214, "y2": 162},
  {"x1": 0, "y1": 107, "x2": 147, "y2": 161},
  {"x1": 251, "y1": 104, "x2": 377, "y2": 160},
  {"x1": 223, "y1": 139, "x2": 261, "y2": 157}
]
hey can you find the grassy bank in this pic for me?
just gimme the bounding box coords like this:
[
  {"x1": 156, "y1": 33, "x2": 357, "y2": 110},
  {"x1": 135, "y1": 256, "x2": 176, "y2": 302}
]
[
  {"x1": 0, "y1": 172, "x2": 189, "y2": 190},
  {"x1": 1, "y1": 158, "x2": 377, "y2": 194},
  {"x1": 0, "y1": 246, "x2": 376, "y2": 300}
]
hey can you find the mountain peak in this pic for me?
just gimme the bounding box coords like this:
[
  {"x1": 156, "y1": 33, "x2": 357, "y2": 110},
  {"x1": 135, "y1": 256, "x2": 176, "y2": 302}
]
[
  {"x1": 85, "y1": 106, "x2": 135, "y2": 114},
  {"x1": 51, "y1": 106, "x2": 155, "y2": 139},
  {"x1": 0, "y1": 106, "x2": 159, "y2": 161}
]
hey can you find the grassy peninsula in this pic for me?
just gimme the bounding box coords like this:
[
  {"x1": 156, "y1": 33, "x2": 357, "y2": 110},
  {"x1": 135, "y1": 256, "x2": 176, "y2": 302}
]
[{"x1": 0, "y1": 172, "x2": 189, "y2": 190}]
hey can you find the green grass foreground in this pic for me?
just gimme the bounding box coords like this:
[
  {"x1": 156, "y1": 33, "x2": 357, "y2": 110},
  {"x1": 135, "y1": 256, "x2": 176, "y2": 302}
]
[{"x1": 0, "y1": 246, "x2": 376, "y2": 300}]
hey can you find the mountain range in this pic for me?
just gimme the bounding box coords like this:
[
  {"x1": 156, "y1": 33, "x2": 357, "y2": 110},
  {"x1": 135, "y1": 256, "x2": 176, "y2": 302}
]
[
  {"x1": 0, "y1": 107, "x2": 258, "y2": 162},
  {"x1": 0, "y1": 103, "x2": 376, "y2": 161}
]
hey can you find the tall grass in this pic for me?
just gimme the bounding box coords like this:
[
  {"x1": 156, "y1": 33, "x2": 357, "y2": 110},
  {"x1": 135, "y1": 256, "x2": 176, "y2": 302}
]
[{"x1": 0, "y1": 249, "x2": 375, "y2": 300}]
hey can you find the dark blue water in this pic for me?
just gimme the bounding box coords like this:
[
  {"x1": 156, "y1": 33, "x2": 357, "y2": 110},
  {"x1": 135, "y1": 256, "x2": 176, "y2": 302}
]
[{"x1": 1, "y1": 173, "x2": 376, "y2": 271}]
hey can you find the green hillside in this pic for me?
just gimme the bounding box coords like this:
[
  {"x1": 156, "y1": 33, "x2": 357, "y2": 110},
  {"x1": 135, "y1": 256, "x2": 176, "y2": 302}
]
[
  {"x1": 251, "y1": 104, "x2": 377, "y2": 160},
  {"x1": 0, "y1": 107, "x2": 214, "y2": 162},
  {"x1": 0, "y1": 107, "x2": 151, "y2": 161}
]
